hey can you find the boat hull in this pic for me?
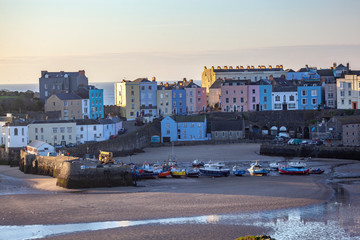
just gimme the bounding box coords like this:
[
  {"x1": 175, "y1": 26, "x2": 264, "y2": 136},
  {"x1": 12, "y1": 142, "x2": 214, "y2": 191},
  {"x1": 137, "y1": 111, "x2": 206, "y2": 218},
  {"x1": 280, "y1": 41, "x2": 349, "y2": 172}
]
[
  {"x1": 279, "y1": 168, "x2": 310, "y2": 175},
  {"x1": 170, "y1": 171, "x2": 186, "y2": 178},
  {"x1": 199, "y1": 169, "x2": 230, "y2": 177},
  {"x1": 158, "y1": 171, "x2": 170, "y2": 178},
  {"x1": 233, "y1": 170, "x2": 246, "y2": 176}
]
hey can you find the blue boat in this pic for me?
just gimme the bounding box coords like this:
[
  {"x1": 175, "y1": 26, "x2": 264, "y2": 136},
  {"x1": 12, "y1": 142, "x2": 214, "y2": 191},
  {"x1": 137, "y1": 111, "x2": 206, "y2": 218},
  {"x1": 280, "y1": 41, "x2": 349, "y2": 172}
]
[
  {"x1": 248, "y1": 161, "x2": 270, "y2": 176},
  {"x1": 199, "y1": 162, "x2": 230, "y2": 177},
  {"x1": 232, "y1": 166, "x2": 246, "y2": 176}
]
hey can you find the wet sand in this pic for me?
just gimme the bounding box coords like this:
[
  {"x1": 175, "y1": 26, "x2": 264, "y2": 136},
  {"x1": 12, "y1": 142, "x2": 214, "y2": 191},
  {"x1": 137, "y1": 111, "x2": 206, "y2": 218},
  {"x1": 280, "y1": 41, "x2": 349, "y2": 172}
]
[{"x1": 0, "y1": 143, "x2": 359, "y2": 239}]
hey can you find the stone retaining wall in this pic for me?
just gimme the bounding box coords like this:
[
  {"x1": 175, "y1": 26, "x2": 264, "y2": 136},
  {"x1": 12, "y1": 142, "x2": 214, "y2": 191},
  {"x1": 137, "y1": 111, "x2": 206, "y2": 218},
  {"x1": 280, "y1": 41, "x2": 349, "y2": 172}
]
[{"x1": 260, "y1": 144, "x2": 360, "y2": 160}]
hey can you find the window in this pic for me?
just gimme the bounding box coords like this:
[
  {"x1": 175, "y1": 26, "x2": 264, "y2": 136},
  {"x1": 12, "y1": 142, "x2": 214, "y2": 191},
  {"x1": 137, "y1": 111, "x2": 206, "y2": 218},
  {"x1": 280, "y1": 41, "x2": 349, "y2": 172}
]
[
  {"x1": 41, "y1": 135, "x2": 44, "y2": 141},
  {"x1": 81, "y1": 127, "x2": 84, "y2": 131},
  {"x1": 225, "y1": 90, "x2": 229, "y2": 94},
  {"x1": 93, "y1": 126, "x2": 96, "y2": 130},
  {"x1": 166, "y1": 130, "x2": 170, "y2": 134},
  {"x1": 289, "y1": 95, "x2": 295, "y2": 101},
  {"x1": 252, "y1": 97, "x2": 256, "y2": 103},
  {"x1": 131, "y1": 91, "x2": 134, "y2": 96},
  {"x1": 275, "y1": 95, "x2": 280, "y2": 101},
  {"x1": 264, "y1": 89, "x2": 267, "y2": 94},
  {"x1": 62, "y1": 135, "x2": 65, "y2": 140},
  {"x1": 312, "y1": 98, "x2": 317, "y2": 105},
  {"x1": 252, "y1": 89, "x2": 255, "y2": 94},
  {"x1": 240, "y1": 97, "x2": 244, "y2": 103},
  {"x1": 233, "y1": 98, "x2": 236, "y2": 103},
  {"x1": 341, "y1": 99, "x2": 344, "y2": 105},
  {"x1": 340, "y1": 82, "x2": 344, "y2": 88},
  {"x1": 302, "y1": 99, "x2": 307, "y2": 105},
  {"x1": 329, "y1": 86, "x2": 333, "y2": 91},
  {"x1": 60, "y1": 127, "x2": 65, "y2": 133},
  {"x1": 198, "y1": 98, "x2": 201, "y2": 102},
  {"x1": 328, "y1": 93, "x2": 334, "y2": 98},
  {"x1": 173, "y1": 92, "x2": 176, "y2": 98},
  {"x1": 226, "y1": 98, "x2": 229, "y2": 103},
  {"x1": 274, "y1": 104, "x2": 281, "y2": 109},
  {"x1": 328, "y1": 100, "x2": 334, "y2": 106},
  {"x1": 22, "y1": 128, "x2": 24, "y2": 135},
  {"x1": 349, "y1": 100, "x2": 352, "y2": 105},
  {"x1": 148, "y1": 86, "x2": 152, "y2": 90},
  {"x1": 160, "y1": 93, "x2": 163, "y2": 99},
  {"x1": 35, "y1": 135, "x2": 38, "y2": 140},
  {"x1": 166, "y1": 123, "x2": 170, "y2": 128},
  {"x1": 348, "y1": 91, "x2": 351, "y2": 96},
  {"x1": 190, "y1": 98, "x2": 193, "y2": 103},
  {"x1": 302, "y1": 90, "x2": 307, "y2": 96},
  {"x1": 191, "y1": 123, "x2": 194, "y2": 127},
  {"x1": 53, "y1": 102, "x2": 55, "y2": 107},
  {"x1": 35, "y1": 128, "x2": 38, "y2": 133},
  {"x1": 69, "y1": 135, "x2": 72, "y2": 140},
  {"x1": 289, "y1": 103, "x2": 296, "y2": 109},
  {"x1": 311, "y1": 90, "x2": 317, "y2": 96},
  {"x1": 67, "y1": 127, "x2": 72, "y2": 133},
  {"x1": 264, "y1": 96, "x2": 267, "y2": 102},
  {"x1": 198, "y1": 123, "x2": 201, "y2": 127},
  {"x1": 41, "y1": 128, "x2": 43, "y2": 133},
  {"x1": 53, "y1": 128, "x2": 57, "y2": 133},
  {"x1": 264, "y1": 104, "x2": 267, "y2": 110},
  {"x1": 141, "y1": 86, "x2": 145, "y2": 90},
  {"x1": 64, "y1": 101, "x2": 68, "y2": 107},
  {"x1": 348, "y1": 83, "x2": 351, "y2": 88},
  {"x1": 340, "y1": 91, "x2": 345, "y2": 97}
]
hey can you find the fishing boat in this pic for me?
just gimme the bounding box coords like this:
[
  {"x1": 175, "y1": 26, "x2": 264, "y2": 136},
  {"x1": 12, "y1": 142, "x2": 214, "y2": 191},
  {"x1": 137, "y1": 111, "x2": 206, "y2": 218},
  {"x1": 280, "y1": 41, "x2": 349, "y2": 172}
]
[
  {"x1": 232, "y1": 166, "x2": 246, "y2": 176},
  {"x1": 186, "y1": 168, "x2": 200, "y2": 177},
  {"x1": 192, "y1": 159, "x2": 204, "y2": 168},
  {"x1": 269, "y1": 162, "x2": 282, "y2": 171},
  {"x1": 199, "y1": 162, "x2": 230, "y2": 177},
  {"x1": 247, "y1": 161, "x2": 270, "y2": 176},
  {"x1": 170, "y1": 167, "x2": 186, "y2": 178},
  {"x1": 310, "y1": 168, "x2": 325, "y2": 174},
  {"x1": 288, "y1": 160, "x2": 307, "y2": 168},
  {"x1": 278, "y1": 166, "x2": 310, "y2": 175},
  {"x1": 158, "y1": 170, "x2": 171, "y2": 178}
]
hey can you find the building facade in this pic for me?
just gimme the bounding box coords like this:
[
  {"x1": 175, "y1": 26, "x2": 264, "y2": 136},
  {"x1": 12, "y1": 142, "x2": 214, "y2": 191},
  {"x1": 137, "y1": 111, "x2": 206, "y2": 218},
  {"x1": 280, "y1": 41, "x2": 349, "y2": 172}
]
[
  {"x1": 137, "y1": 78, "x2": 157, "y2": 117},
  {"x1": 208, "y1": 79, "x2": 224, "y2": 108},
  {"x1": 115, "y1": 80, "x2": 141, "y2": 120},
  {"x1": 89, "y1": 87, "x2": 104, "y2": 119},
  {"x1": 272, "y1": 87, "x2": 298, "y2": 111},
  {"x1": 337, "y1": 75, "x2": 360, "y2": 109},
  {"x1": 259, "y1": 82, "x2": 272, "y2": 111},
  {"x1": 39, "y1": 70, "x2": 88, "y2": 103},
  {"x1": 297, "y1": 82, "x2": 322, "y2": 110},
  {"x1": 44, "y1": 93, "x2": 84, "y2": 120},
  {"x1": 28, "y1": 120, "x2": 77, "y2": 146},
  {"x1": 221, "y1": 81, "x2": 248, "y2": 112},
  {"x1": 157, "y1": 84, "x2": 172, "y2": 117},
  {"x1": 171, "y1": 83, "x2": 186, "y2": 115},
  {"x1": 2, "y1": 123, "x2": 28, "y2": 148},
  {"x1": 342, "y1": 123, "x2": 360, "y2": 146},
  {"x1": 202, "y1": 65, "x2": 286, "y2": 93},
  {"x1": 248, "y1": 85, "x2": 260, "y2": 111}
]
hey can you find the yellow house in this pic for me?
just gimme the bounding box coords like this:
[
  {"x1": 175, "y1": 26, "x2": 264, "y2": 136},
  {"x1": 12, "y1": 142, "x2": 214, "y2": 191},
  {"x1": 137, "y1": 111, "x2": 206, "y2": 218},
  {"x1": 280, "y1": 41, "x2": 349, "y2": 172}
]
[
  {"x1": 45, "y1": 93, "x2": 83, "y2": 120},
  {"x1": 28, "y1": 120, "x2": 77, "y2": 146},
  {"x1": 115, "y1": 80, "x2": 140, "y2": 120}
]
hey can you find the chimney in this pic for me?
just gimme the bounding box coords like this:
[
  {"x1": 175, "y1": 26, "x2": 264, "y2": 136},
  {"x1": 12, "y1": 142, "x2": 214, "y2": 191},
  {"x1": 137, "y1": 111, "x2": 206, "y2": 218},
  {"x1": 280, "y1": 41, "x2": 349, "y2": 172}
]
[
  {"x1": 204, "y1": 66, "x2": 207, "y2": 70},
  {"x1": 183, "y1": 78, "x2": 187, "y2": 83},
  {"x1": 224, "y1": 66, "x2": 228, "y2": 69},
  {"x1": 236, "y1": 66, "x2": 240, "y2": 69},
  {"x1": 276, "y1": 65, "x2": 279, "y2": 69},
  {"x1": 247, "y1": 66, "x2": 250, "y2": 70},
  {"x1": 165, "y1": 82, "x2": 169, "y2": 87},
  {"x1": 160, "y1": 82, "x2": 163, "y2": 86},
  {"x1": 269, "y1": 65, "x2": 272, "y2": 69},
  {"x1": 217, "y1": 66, "x2": 221, "y2": 69},
  {"x1": 258, "y1": 65, "x2": 261, "y2": 69},
  {"x1": 229, "y1": 66, "x2": 233, "y2": 69},
  {"x1": 78, "y1": 70, "x2": 85, "y2": 76},
  {"x1": 251, "y1": 66, "x2": 254, "y2": 69},
  {"x1": 347, "y1": 62, "x2": 350, "y2": 70},
  {"x1": 41, "y1": 71, "x2": 48, "y2": 77},
  {"x1": 280, "y1": 65, "x2": 283, "y2": 69},
  {"x1": 190, "y1": 79, "x2": 193, "y2": 83},
  {"x1": 240, "y1": 66, "x2": 244, "y2": 69},
  {"x1": 211, "y1": 66, "x2": 214, "y2": 70},
  {"x1": 152, "y1": 76, "x2": 156, "y2": 82}
]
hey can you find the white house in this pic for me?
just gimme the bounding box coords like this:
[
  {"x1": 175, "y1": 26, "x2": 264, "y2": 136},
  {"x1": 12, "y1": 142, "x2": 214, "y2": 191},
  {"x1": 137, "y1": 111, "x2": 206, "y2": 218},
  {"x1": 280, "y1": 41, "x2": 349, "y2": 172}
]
[
  {"x1": 272, "y1": 88, "x2": 298, "y2": 111},
  {"x1": 2, "y1": 122, "x2": 28, "y2": 148},
  {"x1": 26, "y1": 140, "x2": 55, "y2": 156},
  {"x1": 76, "y1": 119, "x2": 105, "y2": 144},
  {"x1": 82, "y1": 99, "x2": 90, "y2": 119},
  {"x1": 108, "y1": 115, "x2": 123, "y2": 134},
  {"x1": 0, "y1": 113, "x2": 13, "y2": 146},
  {"x1": 100, "y1": 119, "x2": 116, "y2": 139}
]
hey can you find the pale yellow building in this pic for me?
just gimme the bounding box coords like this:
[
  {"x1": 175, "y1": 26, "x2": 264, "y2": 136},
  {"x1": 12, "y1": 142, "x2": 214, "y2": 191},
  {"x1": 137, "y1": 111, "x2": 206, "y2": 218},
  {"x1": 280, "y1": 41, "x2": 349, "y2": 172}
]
[
  {"x1": 28, "y1": 120, "x2": 77, "y2": 146},
  {"x1": 208, "y1": 79, "x2": 224, "y2": 108},
  {"x1": 115, "y1": 80, "x2": 140, "y2": 120},
  {"x1": 45, "y1": 93, "x2": 84, "y2": 120},
  {"x1": 202, "y1": 65, "x2": 286, "y2": 93},
  {"x1": 157, "y1": 83, "x2": 172, "y2": 117},
  {"x1": 337, "y1": 74, "x2": 360, "y2": 109}
]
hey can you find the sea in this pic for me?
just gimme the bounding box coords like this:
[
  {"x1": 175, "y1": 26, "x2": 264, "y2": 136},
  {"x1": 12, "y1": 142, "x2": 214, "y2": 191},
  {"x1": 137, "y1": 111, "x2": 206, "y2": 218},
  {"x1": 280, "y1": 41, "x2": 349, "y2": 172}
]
[{"x1": 0, "y1": 82, "x2": 116, "y2": 106}]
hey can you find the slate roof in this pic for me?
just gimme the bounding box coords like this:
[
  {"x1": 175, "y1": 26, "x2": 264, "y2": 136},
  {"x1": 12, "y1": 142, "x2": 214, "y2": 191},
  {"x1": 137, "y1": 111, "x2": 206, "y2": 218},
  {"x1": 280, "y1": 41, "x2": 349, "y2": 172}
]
[
  {"x1": 298, "y1": 81, "x2": 322, "y2": 87},
  {"x1": 133, "y1": 78, "x2": 150, "y2": 83},
  {"x1": 55, "y1": 93, "x2": 82, "y2": 100},
  {"x1": 41, "y1": 71, "x2": 82, "y2": 78},
  {"x1": 341, "y1": 70, "x2": 360, "y2": 77},
  {"x1": 213, "y1": 68, "x2": 284, "y2": 73},
  {"x1": 209, "y1": 79, "x2": 224, "y2": 89},
  {"x1": 172, "y1": 115, "x2": 206, "y2": 122},
  {"x1": 75, "y1": 119, "x2": 100, "y2": 125},
  {"x1": 211, "y1": 121, "x2": 242, "y2": 131},
  {"x1": 317, "y1": 69, "x2": 334, "y2": 77},
  {"x1": 31, "y1": 120, "x2": 75, "y2": 124}
]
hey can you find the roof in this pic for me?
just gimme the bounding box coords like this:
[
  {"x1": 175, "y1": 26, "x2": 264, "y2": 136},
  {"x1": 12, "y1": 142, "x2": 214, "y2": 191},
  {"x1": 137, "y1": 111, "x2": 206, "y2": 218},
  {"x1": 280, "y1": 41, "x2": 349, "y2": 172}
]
[
  {"x1": 172, "y1": 115, "x2": 206, "y2": 122},
  {"x1": 341, "y1": 70, "x2": 360, "y2": 77},
  {"x1": 209, "y1": 79, "x2": 224, "y2": 89},
  {"x1": 298, "y1": 81, "x2": 322, "y2": 87},
  {"x1": 286, "y1": 69, "x2": 295, "y2": 72},
  {"x1": 336, "y1": 115, "x2": 360, "y2": 125},
  {"x1": 55, "y1": 93, "x2": 82, "y2": 100},
  {"x1": 99, "y1": 119, "x2": 114, "y2": 124},
  {"x1": 211, "y1": 121, "x2": 242, "y2": 131},
  {"x1": 27, "y1": 140, "x2": 49, "y2": 148},
  {"x1": 31, "y1": 119, "x2": 75, "y2": 124},
  {"x1": 317, "y1": 69, "x2": 334, "y2": 77},
  {"x1": 213, "y1": 68, "x2": 284, "y2": 73},
  {"x1": 133, "y1": 78, "x2": 150, "y2": 83},
  {"x1": 40, "y1": 71, "x2": 85, "y2": 79},
  {"x1": 184, "y1": 81, "x2": 200, "y2": 88},
  {"x1": 75, "y1": 119, "x2": 100, "y2": 125}
]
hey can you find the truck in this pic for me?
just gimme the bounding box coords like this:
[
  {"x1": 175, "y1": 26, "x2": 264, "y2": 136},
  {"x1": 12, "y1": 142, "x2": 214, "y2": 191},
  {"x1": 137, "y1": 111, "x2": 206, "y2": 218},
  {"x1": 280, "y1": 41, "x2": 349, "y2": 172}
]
[{"x1": 98, "y1": 151, "x2": 115, "y2": 164}]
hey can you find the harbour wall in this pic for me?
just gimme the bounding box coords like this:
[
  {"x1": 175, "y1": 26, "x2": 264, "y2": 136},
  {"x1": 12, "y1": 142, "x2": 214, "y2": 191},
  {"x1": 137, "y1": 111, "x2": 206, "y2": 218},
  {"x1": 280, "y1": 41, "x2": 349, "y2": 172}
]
[
  {"x1": 260, "y1": 144, "x2": 360, "y2": 160},
  {"x1": 19, "y1": 151, "x2": 134, "y2": 189}
]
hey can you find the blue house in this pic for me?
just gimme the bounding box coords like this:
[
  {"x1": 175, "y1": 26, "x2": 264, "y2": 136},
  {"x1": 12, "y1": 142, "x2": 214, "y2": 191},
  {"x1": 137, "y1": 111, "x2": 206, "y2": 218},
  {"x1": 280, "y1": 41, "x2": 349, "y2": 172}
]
[
  {"x1": 171, "y1": 82, "x2": 186, "y2": 115},
  {"x1": 89, "y1": 86, "x2": 104, "y2": 119},
  {"x1": 135, "y1": 78, "x2": 157, "y2": 117},
  {"x1": 161, "y1": 115, "x2": 207, "y2": 142},
  {"x1": 258, "y1": 80, "x2": 272, "y2": 111},
  {"x1": 297, "y1": 81, "x2": 322, "y2": 110},
  {"x1": 286, "y1": 66, "x2": 320, "y2": 81}
]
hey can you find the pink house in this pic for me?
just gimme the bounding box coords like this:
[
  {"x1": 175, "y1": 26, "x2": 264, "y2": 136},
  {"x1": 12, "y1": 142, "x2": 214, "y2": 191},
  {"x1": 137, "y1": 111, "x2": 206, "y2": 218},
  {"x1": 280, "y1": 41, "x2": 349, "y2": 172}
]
[
  {"x1": 185, "y1": 80, "x2": 207, "y2": 113},
  {"x1": 196, "y1": 87, "x2": 207, "y2": 112},
  {"x1": 248, "y1": 85, "x2": 260, "y2": 111},
  {"x1": 221, "y1": 80, "x2": 248, "y2": 112}
]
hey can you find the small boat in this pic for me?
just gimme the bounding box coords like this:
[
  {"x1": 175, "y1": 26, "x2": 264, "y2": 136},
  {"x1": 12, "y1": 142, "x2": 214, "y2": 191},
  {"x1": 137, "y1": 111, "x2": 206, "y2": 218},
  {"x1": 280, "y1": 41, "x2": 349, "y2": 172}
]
[
  {"x1": 232, "y1": 166, "x2": 246, "y2": 176},
  {"x1": 278, "y1": 166, "x2": 310, "y2": 175},
  {"x1": 141, "y1": 163, "x2": 155, "y2": 173},
  {"x1": 192, "y1": 159, "x2": 204, "y2": 168},
  {"x1": 133, "y1": 169, "x2": 157, "y2": 179},
  {"x1": 170, "y1": 167, "x2": 186, "y2": 178},
  {"x1": 288, "y1": 161, "x2": 307, "y2": 168},
  {"x1": 186, "y1": 168, "x2": 200, "y2": 177},
  {"x1": 269, "y1": 162, "x2": 282, "y2": 171},
  {"x1": 158, "y1": 170, "x2": 171, "y2": 178},
  {"x1": 310, "y1": 168, "x2": 325, "y2": 174},
  {"x1": 199, "y1": 162, "x2": 230, "y2": 177},
  {"x1": 248, "y1": 161, "x2": 270, "y2": 176}
]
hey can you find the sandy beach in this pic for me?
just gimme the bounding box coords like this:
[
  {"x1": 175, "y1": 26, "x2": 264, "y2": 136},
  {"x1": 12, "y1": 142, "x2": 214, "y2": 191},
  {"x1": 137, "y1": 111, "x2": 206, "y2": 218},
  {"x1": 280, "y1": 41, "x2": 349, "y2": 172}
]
[{"x1": 1, "y1": 143, "x2": 359, "y2": 239}]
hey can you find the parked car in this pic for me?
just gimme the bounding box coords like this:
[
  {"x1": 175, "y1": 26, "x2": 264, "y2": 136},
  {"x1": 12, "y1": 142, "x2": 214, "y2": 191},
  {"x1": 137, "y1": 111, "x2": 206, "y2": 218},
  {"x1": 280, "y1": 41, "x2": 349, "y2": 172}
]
[
  {"x1": 118, "y1": 128, "x2": 127, "y2": 134},
  {"x1": 110, "y1": 135, "x2": 117, "y2": 139},
  {"x1": 288, "y1": 138, "x2": 302, "y2": 145},
  {"x1": 66, "y1": 143, "x2": 77, "y2": 148}
]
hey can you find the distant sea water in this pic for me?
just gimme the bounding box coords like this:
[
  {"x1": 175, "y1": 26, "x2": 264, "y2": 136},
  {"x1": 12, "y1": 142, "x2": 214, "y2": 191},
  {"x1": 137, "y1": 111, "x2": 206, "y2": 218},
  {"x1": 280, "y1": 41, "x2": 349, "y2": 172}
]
[
  {"x1": 0, "y1": 80, "x2": 202, "y2": 106},
  {"x1": 0, "y1": 82, "x2": 116, "y2": 106}
]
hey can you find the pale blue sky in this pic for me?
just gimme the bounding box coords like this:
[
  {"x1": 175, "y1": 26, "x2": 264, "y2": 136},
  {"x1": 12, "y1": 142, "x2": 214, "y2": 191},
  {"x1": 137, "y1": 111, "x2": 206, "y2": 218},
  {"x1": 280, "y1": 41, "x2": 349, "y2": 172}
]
[{"x1": 1, "y1": 0, "x2": 360, "y2": 83}]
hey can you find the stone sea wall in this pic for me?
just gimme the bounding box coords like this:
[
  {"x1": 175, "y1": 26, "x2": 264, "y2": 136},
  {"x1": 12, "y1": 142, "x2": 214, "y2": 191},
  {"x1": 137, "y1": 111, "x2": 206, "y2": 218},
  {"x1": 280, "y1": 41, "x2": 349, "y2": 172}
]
[
  {"x1": 260, "y1": 144, "x2": 360, "y2": 160},
  {"x1": 19, "y1": 151, "x2": 134, "y2": 189}
]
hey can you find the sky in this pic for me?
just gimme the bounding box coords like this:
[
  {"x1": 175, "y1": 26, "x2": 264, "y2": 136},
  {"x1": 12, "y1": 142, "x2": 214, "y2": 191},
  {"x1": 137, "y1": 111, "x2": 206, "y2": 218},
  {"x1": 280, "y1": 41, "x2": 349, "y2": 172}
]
[{"x1": 1, "y1": 0, "x2": 360, "y2": 84}]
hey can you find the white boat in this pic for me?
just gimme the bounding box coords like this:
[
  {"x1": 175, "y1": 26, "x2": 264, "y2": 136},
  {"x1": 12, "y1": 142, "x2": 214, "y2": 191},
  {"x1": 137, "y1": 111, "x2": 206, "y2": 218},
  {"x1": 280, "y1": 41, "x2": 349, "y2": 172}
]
[
  {"x1": 269, "y1": 162, "x2": 282, "y2": 171},
  {"x1": 288, "y1": 161, "x2": 307, "y2": 168},
  {"x1": 248, "y1": 161, "x2": 270, "y2": 176},
  {"x1": 199, "y1": 162, "x2": 230, "y2": 177}
]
